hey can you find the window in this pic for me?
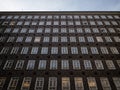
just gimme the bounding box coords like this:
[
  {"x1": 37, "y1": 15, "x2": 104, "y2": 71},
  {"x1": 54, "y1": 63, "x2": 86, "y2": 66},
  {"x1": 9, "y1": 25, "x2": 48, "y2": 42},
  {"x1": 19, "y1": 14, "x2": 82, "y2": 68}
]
[
  {"x1": 61, "y1": 37, "x2": 68, "y2": 42},
  {"x1": 75, "y1": 21, "x2": 81, "y2": 25},
  {"x1": 104, "y1": 21, "x2": 111, "y2": 25},
  {"x1": 90, "y1": 21, "x2": 96, "y2": 25},
  {"x1": 24, "y1": 21, "x2": 30, "y2": 25},
  {"x1": 7, "y1": 37, "x2": 15, "y2": 42},
  {"x1": 37, "y1": 28, "x2": 43, "y2": 33},
  {"x1": 0, "y1": 16, "x2": 6, "y2": 19},
  {"x1": 68, "y1": 21, "x2": 74, "y2": 25},
  {"x1": 69, "y1": 28, "x2": 75, "y2": 33},
  {"x1": 81, "y1": 47, "x2": 88, "y2": 54},
  {"x1": 0, "y1": 47, "x2": 9, "y2": 54},
  {"x1": 87, "y1": 77, "x2": 97, "y2": 90},
  {"x1": 9, "y1": 21, "x2": 16, "y2": 26},
  {"x1": 27, "y1": 60, "x2": 35, "y2": 70},
  {"x1": 74, "y1": 77, "x2": 84, "y2": 90},
  {"x1": 70, "y1": 37, "x2": 76, "y2": 42},
  {"x1": 100, "y1": 28, "x2": 107, "y2": 33},
  {"x1": 28, "y1": 29, "x2": 34, "y2": 33},
  {"x1": 35, "y1": 77, "x2": 44, "y2": 90},
  {"x1": 72, "y1": 60, "x2": 81, "y2": 70},
  {"x1": 90, "y1": 47, "x2": 99, "y2": 54},
  {"x1": 82, "y1": 21, "x2": 88, "y2": 25},
  {"x1": 15, "y1": 60, "x2": 24, "y2": 70},
  {"x1": 96, "y1": 37, "x2": 103, "y2": 42},
  {"x1": 21, "y1": 47, "x2": 29, "y2": 54},
  {"x1": 10, "y1": 47, "x2": 19, "y2": 54},
  {"x1": 79, "y1": 37, "x2": 85, "y2": 42},
  {"x1": 61, "y1": 47, "x2": 68, "y2": 54},
  {"x1": 111, "y1": 21, "x2": 118, "y2": 25},
  {"x1": 34, "y1": 37, "x2": 41, "y2": 43},
  {"x1": 105, "y1": 60, "x2": 116, "y2": 70},
  {"x1": 81, "y1": 15, "x2": 86, "y2": 19},
  {"x1": 46, "y1": 21, "x2": 52, "y2": 25},
  {"x1": 87, "y1": 15, "x2": 93, "y2": 19},
  {"x1": 61, "y1": 28, "x2": 67, "y2": 33},
  {"x1": 94, "y1": 15, "x2": 100, "y2": 19},
  {"x1": 7, "y1": 16, "x2": 13, "y2": 19},
  {"x1": 95, "y1": 60, "x2": 104, "y2": 70},
  {"x1": 31, "y1": 47, "x2": 38, "y2": 54},
  {"x1": 38, "y1": 60, "x2": 46, "y2": 70},
  {"x1": 74, "y1": 15, "x2": 79, "y2": 19},
  {"x1": 85, "y1": 28, "x2": 91, "y2": 33},
  {"x1": 0, "y1": 36, "x2": 5, "y2": 42},
  {"x1": 53, "y1": 28, "x2": 59, "y2": 33},
  {"x1": 40, "y1": 16, "x2": 46, "y2": 19},
  {"x1": 51, "y1": 47, "x2": 58, "y2": 54},
  {"x1": 47, "y1": 15, "x2": 52, "y2": 19},
  {"x1": 7, "y1": 77, "x2": 19, "y2": 90},
  {"x1": 3, "y1": 60, "x2": 14, "y2": 70},
  {"x1": 84, "y1": 60, "x2": 92, "y2": 70},
  {"x1": 105, "y1": 37, "x2": 112, "y2": 42},
  {"x1": 34, "y1": 15, "x2": 39, "y2": 19},
  {"x1": 16, "y1": 37, "x2": 23, "y2": 42},
  {"x1": 54, "y1": 15, "x2": 59, "y2": 19},
  {"x1": 52, "y1": 37, "x2": 58, "y2": 42},
  {"x1": 77, "y1": 28, "x2": 83, "y2": 33},
  {"x1": 20, "y1": 16, "x2": 26, "y2": 19},
  {"x1": 54, "y1": 21, "x2": 59, "y2": 25},
  {"x1": 43, "y1": 37, "x2": 50, "y2": 42},
  {"x1": 62, "y1": 77, "x2": 70, "y2": 90},
  {"x1": 71, "y1": 47, "x2": 78, "y2": 54},
  {"x1": 4, "y1": 28, "x2": 11, "y2": 33},
  {"x1": 87, "y1": 36, "x2": 94, "y2": 42},
  {"x1": 31, "y1": 21, "x2": 37, "y2": 25},
  {"x1": 114, "y1": 36, "x2": 120, "y2": 42},
  {"x1": 39, "y1": 21, "x2": 44, "y2": 25},
  {"x1": 116, "y1": 60, "x2": 120, "y2": 67},
  {"x1": 112, "y1": 77, "x2": 120, "y2": 90},
  {"x1": 100, "y1": 47, "x2": 109, "y2": 54},
  {"x1": 114, "y1": 15, "x2": 120, "y2": 19},
  {"x1": 21, "y1": 77, "x2": 31, "y2": 90},
  {"x1": 61, "y1": 15, "x2": 66, "y2": 19},
  {"x1": 92, "y1": 28, "x2": 99, "y2": 33},
  {"x1": 100, "y1": 77, "x2": 111, "y2": 90},
  {"x1": 20, "y1": 28, "x2": 27, "y2": 33},
  {"x1": 110, "y1": 47, "x2": 119, "y2": 54},
  {"x1": 61, "y1": 60, "x2": 69, "y2": 70},
  {"x1": 108, "y1": 28, "x2": 116, "y2": 33},
  {"x1": 17, "y1": 21, "x2": 23, "y2": 25},
  {"x1": 41, "y1": 47, "x2": 48, "y2": 54},
  {"x1": 48, "y1": 77, "x2": 57, "y2": 90},
  {"x1": 0, "y1": 77, "x2": 6, "y2": 89},
  {"x1": 61, "y1": 21, "x2": 66, "y2": 25},
  {"x1": 12, "y1": 28, "x2": 19, "y2": 33},
  {"x1": 27, "y1": 16, "x2": 32, "y2": 19},
  {"x1": 50, "y1": 60, "x2": 57, "y2": 70},
  {"x1": 101, "y1": 15, "x2": 106, "y2": 19},
  {"x1": 25, "y1": 37, "x2": 32, "y2": 42}
]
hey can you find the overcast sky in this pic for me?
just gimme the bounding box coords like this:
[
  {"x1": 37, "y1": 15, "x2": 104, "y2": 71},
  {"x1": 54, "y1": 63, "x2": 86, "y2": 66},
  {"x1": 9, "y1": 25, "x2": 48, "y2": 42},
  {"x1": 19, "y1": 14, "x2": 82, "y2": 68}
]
[{"x1": 0, "y1": 0, "x2": 120, "y2": 11}]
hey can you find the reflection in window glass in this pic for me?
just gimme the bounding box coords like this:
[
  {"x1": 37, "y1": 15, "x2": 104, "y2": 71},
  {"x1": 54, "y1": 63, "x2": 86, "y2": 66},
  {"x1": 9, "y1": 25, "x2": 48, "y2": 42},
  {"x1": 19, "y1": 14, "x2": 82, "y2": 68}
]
[
  {"x1": 21, "y1": 77, "x2": 31, "y2": 90},
  {"x1": 100, "y1": 47, "x2": 109, "y2": 54},
  {"x1": 105, "y1": 60, "x2": 116, "y2": 70},
  {"x1": 61, "y1": 47, "x2": 68, "y2": 54},
  {"x1": 41, "y1": 47, "x2": 48, "y2": 54},
  {"x1": 3, "y1": 60, "x2": 14, "y2": 70},
  {"x1": 74, "y1": 77, "x2": 84, "y2": 90},
  {"x1": 38, "y1": 60, "x2": 46, "y2": 70},
  {"x1": 110, "y1": 47, "x2": 119, "y2": 54},
  {"x1": 87, "y1": 77, "x2": 97, "y2": 90},
  {"x1": 15, "y1": 60, "x2": 24, "y2": 70},
  {"x1": 62, "y1": 77, "x2": 70, "y2": 90},
  {"x1": 26, "y1": 60, "x2": 35, "y2": 70},
  {"x1": 51, "y1": 47, "x2": 58, "y2": 54}
]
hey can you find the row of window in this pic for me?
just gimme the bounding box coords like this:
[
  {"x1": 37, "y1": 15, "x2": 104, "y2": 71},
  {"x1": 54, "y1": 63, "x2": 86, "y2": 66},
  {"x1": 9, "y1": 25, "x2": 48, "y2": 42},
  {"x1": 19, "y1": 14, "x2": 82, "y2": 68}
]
[
  {"x1": 0, "y1": 36, "x2": 120, "y2": 43},
  {"x1": 1, "y1": 28, "x2": 120, "y2": 34},
  {"x1": 1, "y1": 59, "x2": 120, "y2": 70},
  {"x1": 1, "y1": 20, "x2": 120, "y2": 26},
  {"x1": 0, "y1": 15, "x2": 120, "y2": 20},
  {"x1": 0, "y1": 76, "x2": 120, "y2": 90},
  {"x1": 0, "y1": 46, "x2": 119, "y2": 55}
]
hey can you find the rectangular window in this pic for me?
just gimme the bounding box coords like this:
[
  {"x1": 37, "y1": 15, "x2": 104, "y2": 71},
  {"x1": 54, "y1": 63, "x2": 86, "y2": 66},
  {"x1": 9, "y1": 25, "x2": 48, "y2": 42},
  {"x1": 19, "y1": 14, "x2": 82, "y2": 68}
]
[
  {"x1": 21, "y1": 47, "x2": 29, "y2": 54},
  {"x1": 61, "y1": 47, "x2": 68, "y2": 54},
  {"x1": 71, "y1": 47, "x2": 78, "y2": 54},
  {"x1": 110, "y1": 47, "x2": 119, "y2": 54},
  {"x1": 17, "y1": 21, "x2": 23, "y2": 25},
  {"x1": 84, "y1": 60, "x2": 92, "y2": 70},
  {"x1": 61, "y1": 60, "x2": 69, "y2": 70},
  {"x1": 0, "y1": 77, "x2": 6, "y2": 89},
  {"x1": 39, "y1": 21, "x2": 44, "y2": 25},
  {"x1": 90, "y1": 47, "x2": 99, "y2": 54},
  {"x1": 61, "y1": 28, "x2": 67, "y2": 33},
  {"x1": 92, "y1": 28, "x2": 99, "y2": 33},
  {"x1": 38, "y1": 60, "x2": 46, "y2": 70},
  {"x1": 87, "y1": 77, "x2": 97, "y2": 90},
  {"x1": 24, "y1": 21, "x2": 30, "y2": 25},
  {"x1": 31, "y1": 21, "x2": 37, "y2": 25},
  {"x1": 85, "y1": 28, "x2": 91, "y2": 33},
  {"x1": 27, "y1": 16, "x2": 32, "y2": 19},
  {"x1": 20, "y1": 16, "x2": 26, "y2": 19},
  {"x1": 79, "y1": 37, "x2": 85, "y2": 42},
  {"x1": 87, "y1": 15, "x2": 93, "y2": 19},
  {"x1": 82, "y1": 21, "x2": 88, "y2": 25},
  {"x1": 75, "y1": 21, "x2": 81, "y2": 25},
  {"x1": 46, "y1": 21, "x2": 52, "y2": 25},
  {"x1": 20, "y1": 28, "x2": 27, "y2": 33},
  {"x1": 4, "y1": 28, "x2": 11, "y2": 33},
  {"x1": 34, "y1": 15, "x2": 39, "y2": 19},
  {"x1": 35, "y1": 77, "x2": 44, "y2": 90},
  {"x1": 0, "y1": 47, "x2": 9, "y2": 54},
  {"x1": 74, "y1": 77, "x2": 84, "y2": 90},
  {"x1": 90, "y1": 21, "x2": 96, "y2": 25},
  {"x1": 77, "y1": 28, "x2": 83, "y2": 33},
  {"x1": 61, "y1": 15, "x2": 66, "y2": 19},
  {"x1": 61, "y1": 37, "x2": 67, "y2": 42},
  {"x1": 47, "y1": 15, "x2": 52, "y2": 19},
  {"x1": 96, "y1": 37, "x2": 103, "y2": 42},
  {"x1": 41, "y1": 47, "x2": 48, "y2": 54},
  {"x1": 113, "y1": 77, "x2": 120, "y2": 90},
  {"x1": 108, "y1": 28, "x2": 115, "y2": 33},
  {"x1": 104, "y1": 21, "x2": 111, "y2": 25},
  {"x1": 114, "y1": 37, "x2": 120, "y2": 42},
  {"x1": 52, "y1": 37, "x2": 58, "y2": 42},
  {"x1": 12, "y1": 28, "x2": 19, "y2": 33},
  {"x1": 53, "y1": 28, "x2": 59, "y2": 33},
  {"x1": 7, "y1": 77, "x2": 19, "y2": 90},
  {"x1": 25, "y1": 37, "x2": 32, "y2": 42},
  {"x1": 100, "y1": 47, "x2": 109, "y2": 54},
  {"x1": 69, "y1": 28, "x2": 75, "y2": 33},
  {"x1": 81, "y1": 47, "x2": 88, "y2": 54},
  {"x1": 31, "y1": 47, "x2": 39, "y2": 54},
  {"x1": 37, "y1": 28, "x2": 43, "y2": 33},
  {"x1": 15, "y1": 60, "x2": 24, "y2": 70},
  {"x1": 70, "y1": 37, "x2": 76, "y2": 42},
  {"x1": 48, "y1": 77, "x2": 57, "y2": 90},
  {"x1": 0, "y1": 16, "x2": 6, "y2": 19},
  {"x1": 40, "y1": 16, "x2": 46, "y2": 19},
  {"x1": 3, "y1": 60, "x2": 14, "y2": 70},
  {"x1": 43, "y1": 37, "x2": 49, "y2": 42},
  {"x1": 116, "y1": 60, "x2": 120, "y2": 67},
  {"x1": 97, "y1": 21, "x2": 103, "y2": 25},
  {"x1": 28, "y1": 29, "x2": 34, "y2": 33},
  {"x1": 54, "y1": 21, "x2": 59, "y2": 25},
  {"x1": 7, "y1": 37, "x2": 15, "y2": 42},
  {"x1": 100, "y1": 28, "x2": 107, "y2": 33},
  {"x1": 62, "y1": 77, "x2": 70, "y2": 90},
  {"x1": 68, "y1": 21, "x2": 74, "y2": 25},
  {"x1": 34, "y1": 37, "x2": 41, "y2": 43},
  {"x1": 105, "y1": 37, "x2": 112, "y2": 42},
  {"x1": 10, "y1": 47, "x2": 19, "y2": 54},
  {"x1": 16, "y1": 37, "x2": 23, "y2": 42},
  {"x1": 87, "y1": 36, "x2": 94, "y2": 42},
  {"x1": 81, "y1": 15, "x2": 86, "y2": 19},
  {"x1": 51, "y1": 47, "x2": 58, "y2": 54},
  {"x1": 74, "y1": 15, "x2": 79, "y2": 19},
  {"x1": 61, "y1": 21, "x2": 66, "y2": 25},
  {"x1": 27, "y1": 60, "x2": 35, "y2": 70},
  {"x1": 105, "y1": 60, "x2": 116, "y2": 70},
  {"x1": 72, "y1": 60, "x2": 81, "y2": 70},
  {"x1": 100, "y1": 77, "x2": 111, "y2": 90},
  {"x1": 0, "y1": 36, "x2": 5, "y2": 42},
  {"x1": 50, "y1": 60, "x2": 57, "y2": 70},
  {"x1": 95, "y1": 60, "x2": 104, "y2": 70},
  {"x1": 111, "y1": 21, "x2": 118, "y2": 25},
  {"x1": 21, "y1": 77, "x2": 31, "y2": 90}
]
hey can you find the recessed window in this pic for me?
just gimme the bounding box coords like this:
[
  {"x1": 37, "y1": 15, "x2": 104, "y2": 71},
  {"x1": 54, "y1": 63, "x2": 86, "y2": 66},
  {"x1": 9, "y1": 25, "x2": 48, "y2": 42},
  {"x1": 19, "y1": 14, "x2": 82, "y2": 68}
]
[
  {"x1": 41, "y1": 47, "x2": 48, "y2": 54},
  {"x1": 0, "y1": 77, "x2": 6, "y2": 89},
  {"x1": 81, "y1": 47, "x2": 88, "y2": 54},
  {"x1": 24, "y1": 21, "x2": 30, "y2": 25},
  {"x1": 105, "y1": 37, "x2": 112, "y2": 42},
  {"x1": 3, "y1": 60, "x2": 14, "y2": 70},
  {"x1": 43, "y1": 37, "x2": 50, "y2": 42},
  {"x1": 21, "y1": 47, "x2": 29, "y2": 54},
  {"x1": 39, "y1": 21, "x2": 44, "y2": 25},
  {"x1": 61, "y1": 60, "x2": 69, "y2": 70},
  {"x1": 112, "y1": 77, "x2": 120, "y2": 90},
  {"x1": 71, "y1": 47, "x2": 78, "y2": 54},
  {"x1": 62, "y1": 77, "x2": 70, "y2": 90},
  {"x1": 85, "y1": 28, "x2": 91, "y2": 33},
  {"x1": 10, "y1": 47, "x2": 19, "y2": 54},
  {"x1": 113, "y1": 36, "x2": 120, "y2": 42},
  {"x1": 61, "y1": 28, "x2": 67, "y2": 33},
  {"x1": 34, "y1": 37, "x2": 41, "y2": 43},
  {"x1": 37, "y1": 28, "x2": 43, "y2": 33},
  {"x1": 26, "y1": 60, "x2": 35, "y2": 70},
  {"x1": 61, "y1": 47, "x2": 68, "y2": 54},
  {"x1": 61, "y1": 37, "x2": 68, "y2": 42},
  {"x1": 79, "y1": 37, "x2": 85, "y2": 42},
  {"x1": 90, "y1": 47, "x2": 99, "y2": 54},
  {"x1": 16, "y1": 37, "x2": 23, "y2": 42},
  {"x1": 7, "y1": 37, "x2": 15, "y2": 42},
  {"x1": 21, "y1": 77, "x2": 31, "y2": 90},
  {"x1": 20, "y1": 28, "x2": 27, "y2": 33},
  {"x1": 15, "y1": 60, "x2": 24, "y2": 70},
  {"x1": 92, "y1": 28, "x2": 99, "y2": 33},
  {"x1": 0, "y1": 47, "x2": 9, "y2": 54},
  {"x1": 50, "y1": 60, "x2": 57, "y2": 70},
  {"x1": 31, "y1": 47, "x2": 39, "y2": 54},
  {"x1": 95, "y1": 60, "x2": 104, "y2": 70},
  {"x1": 96, "y1": 37, "x2": 103, "y2": 42},
  {"x1": 75, "y1": 21, "x2": 81, "y2": 25},
  {"x1": 38, "y1": 60, "x2": 46, "y2": 70},
  {"x1": 100, "y1": 47, "x2": 109, "y2": 54},
  {"x1": 72, "y1": 60, "x2": 81, "y2": 70},
  {"x1": 48, "y1": 77, "x2": 57, "y2": 90},
  {"x1": 4, "y1": 28, "x2": 11, "y2": 33},
  {"x1": 45, "y1": 28, "x2": 51, "y2": 33},
  {"x1": 77, "y1": 28, "x2": 83, "y2": 33},
  {"x1": 87, "y1": 36, "x2": 94, "y2": 42},
  {"x1": 53, "y1": 28, "x2": 59, "y2": 33},
  {"x1": 17, "y1": 21, "x2": 23, "y2": 25},
  {"x1": 74, "y1": 77, "x2": 84, "y2": 90},
  {"x1": 110, "y1": 47, "x2": 119, "y2": 54},
  {"x1": 84, "y1": 60, "x2": 92, "y2": 70},
  {"x1": 35, "y1": 77, "x2": 44, "y2": 90},
  {"x1": 105, "y1": 60, "x2": 116, "y2": 70},
  {"x1": 51, "y1": 47, "x2": 58, "y2": 54},
  {"x1": 25, "y1": 37, "x2": 32, "y2": 42},
  {"x1": 52, "y1": 37, "x2": 58, "y2": 42}
]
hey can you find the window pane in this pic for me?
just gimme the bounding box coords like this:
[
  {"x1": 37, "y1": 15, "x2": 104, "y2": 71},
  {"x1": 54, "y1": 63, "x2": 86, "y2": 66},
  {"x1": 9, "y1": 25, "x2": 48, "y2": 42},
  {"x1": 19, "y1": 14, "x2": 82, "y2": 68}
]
[
  {"x1": 81, "y1": 47, "x2": 88, "y2": 54},
  {"x1": 3, "y1": 60, "x2": 14, "y2": 70},
  {"x1": 51, "y1": 47, "x2": 58, "y2": 54},
  {"x1": 95, "y1": 60, "x2": 104, "y2": 70},
  {"x1": 10, "y1": 47, "x2": 19, "y2": 54},
  {"x1": 70, "y1": 37, "x2": 76, "y2": 42},
  {"x1": 61, "y1": 60, "x2": 69, "y2": 70},
  {"x1": 100, "y1": 47, "x2": 109, "y2": 54},
  {"x1": 74, "y1": 77, "x2": 84, "y2": 90},
  {"x1": 87, "y1": 77, "x2": 97, "y2": 90},
  {"x1": 41, "y1": 47, "x2": 48, "y2": 54},
  {"x1": 71, "y1": 47, "x2": 78, "y2": 54},
  {"x1": 26, "y1": 60, "x2": 35, "y2": 70},
  {"x1": 50, "y1": 60, "x2": 57, "y2": 70},
  {"x1": 0, "y1": 77, "x2": 6, "y2": 89},
  {"x1": 34, "y1": 37, "x2": 41, "y2": 43},
  {"x1": 72, "y1": 60, "x2": 81, "y2": 70},
  {"x1": 35, "y1": 77, "x2": 44, "y2": 90},
  {"x1": 110, "y1": 47, "x2": 119, "y2": 54},
  {"x1": 90, "y1": 47, "x2": 99, "y2": 54},
  {"x1": 61, "y1": 47, "x2": 68, "y2": 54},
  {"x1": 21, "y1": 47, "x2": 29, "y2": 54},
  {"x1": 31, "y1": 47, "x2": 39, "y2": 54},
  {"x1": 105, "y1": 60, "x2": 116, "y2": 70},
  {"x1": 84, "y1": 60, "x2": 92, "y2": 70},
  {"x1": 62, "y1": 77, "x2": 70, "y2": 90},
  {"x1": 112, "y1": 77, "x2": 120, "y2": 90},
  {"x1": 48, "y1": 77, "x2": 57, "y2": 90},
  {"x1": 38, "y1": 60, "x2": 46, "y2": 70},
  {"x1": 21, "y1": 77, "x2": 31, "y2": 90},
  {"x1": 15, "y1": 60, "x2": 24, "y2": 70}
]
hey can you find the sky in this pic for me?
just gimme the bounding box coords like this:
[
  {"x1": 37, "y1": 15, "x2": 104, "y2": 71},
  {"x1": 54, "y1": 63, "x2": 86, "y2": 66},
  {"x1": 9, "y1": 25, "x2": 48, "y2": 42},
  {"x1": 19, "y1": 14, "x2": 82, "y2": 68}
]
[{"x1": 0, "y1": 0, "x2": 120, "y2": 11}]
